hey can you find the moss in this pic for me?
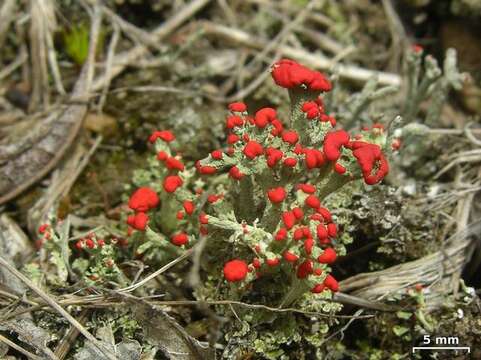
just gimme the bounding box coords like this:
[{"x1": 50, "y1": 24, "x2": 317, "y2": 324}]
[
  {"x1": 223, "y1": 311, "x2": 332, "y2": 359},
  {"x1": 69, "y1": 145, "x2": 144, "y2": 214},
  {"x1": 433, "y1": 294, "x2": 481, "y2": 359}
]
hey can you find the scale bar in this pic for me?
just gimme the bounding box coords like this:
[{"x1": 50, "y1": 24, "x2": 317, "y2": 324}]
[{"x1": 413, "y1": 347, "x2": 470, "y2": 353}]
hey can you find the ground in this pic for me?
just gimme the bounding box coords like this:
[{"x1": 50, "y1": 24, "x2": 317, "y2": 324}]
[{"x1": 0, "y1": 1, "x2": 480, "y2": 359}]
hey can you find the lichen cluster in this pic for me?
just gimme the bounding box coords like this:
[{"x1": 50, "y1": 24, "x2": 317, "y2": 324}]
[{"x1": 123, "y1": 59, "x2": 398, "y2": 307}]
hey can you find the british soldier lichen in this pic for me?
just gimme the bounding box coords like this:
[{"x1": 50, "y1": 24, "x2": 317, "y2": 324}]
[{"x1": 125, "y1": 59, "x2": 399, "y2": 306}]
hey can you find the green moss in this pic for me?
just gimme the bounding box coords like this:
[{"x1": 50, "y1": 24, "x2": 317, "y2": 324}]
[{"x1": 62, "y1": 23, "x2": 105, "y2": 65}]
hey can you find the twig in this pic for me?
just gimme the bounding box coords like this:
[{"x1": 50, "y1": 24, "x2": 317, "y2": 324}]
[
  {"x1": 0, "y1": 255, "x2": 117, "y2": 360},
  {"x1": 246, "y1": 0, "x2": 335, "y2": 28},
  {"x1": 109, "y1": 85, "x2": 199, "y2": 96},
  {"x1": 202, "y1": 22, "x2": 401, "y2": 87},
  {"x1": 3, "y1": 294, "x2": 376, "y2": 320},
  {"x1": 464, "y1": 122, "x2": 481, "y2": 146},
  {"x1": 118, "y1": 248, "x2": 194, "y2": 293},
  {"x1": 15, "y1": 16, "x2": 30, "y2": 85},
  {"x1": 221, "y1": 0, "x2": 323, "y2": 101},
  {"x1": 1, "y1": 6, "x2": 117, "y2": 358},
  {"x1": 188, "y1": 236, "x2": 208, "y2": 289},
  {"x1": 0, "y1": 51, "x2": 28, "y2": 81},
  {"x1": 44, "y1": 12, "x2": 66, "y2": 95},
  {"x1": 97, "y1": 22, "x2": 120, "y2": 112},
  {"x1": 262, "y1": 3, "x2": 344, "y2": 55},
  {"x1": 0, "y1": 333, "x2": 43, "y2": 360},
  {"x1": 101, "y1": 5, "x2": 164, "y2": 52},
  {"x1": 339, "y1": 220, "x2": 481, "y2": 310},
  {"x1": 0, "y1": 288, "x2": 38, "y2": 308},
  {"x1": 296, "y1": 27, "x2": 346, "y2": 55},
  {"x1": 82, "y1": 3, "x2": 102, "y2": 95},
  {"x1": 330, "y1": 45, "x2": 357, "y2": 65},
  {"x1": 216, "y1": 0, "x2": 237, "y2": 25},
  {"x1": 92, "y1": 0, "x2": 212, "y2": 91},
  {"x1": 321, "y1": 309, "x2": 365, "y2": 346},
  {"x1": 191, "y1": 299, "x2": 374, "y2": 319},
  {"x1": 29, "y1": 0, "x2": 48, "y2": 110},
  {"x1": 187, "y1": 233, "x2": 227, "y2": 347},
  {"x1": 27, "y1": 136, "x2": 103, "y2": 233},
  {"x1": 434, "y1": 153, "x2": 481, "y2": 179},
  {"x1": 451, "y1": 189, "x2": 475, "y2": 294},
  {"x1": 0, "y1": 0, "x2": 101, "y2": 206},
  {"x1": 333, "y1": 292, "x2": 400, "y2": 312}
]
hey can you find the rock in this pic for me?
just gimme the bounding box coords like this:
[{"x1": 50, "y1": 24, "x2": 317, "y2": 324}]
[{"x1": 0, "y1": 213, "x2": 33, "y2": 293}]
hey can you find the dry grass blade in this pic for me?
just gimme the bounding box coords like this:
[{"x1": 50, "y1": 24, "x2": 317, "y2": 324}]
[
  {"x1": 27, "y1": 136, "x2": 103, "y2": 234},
  {"x1": 119, "y1": 248, "x2": 194, "y2": 293},
  {"x1": 0, "y1": 0, "x2": 17, "y2": 53},
  {"x1": 246, "y1": 0, "x2": 334, "y2": 28},
  {"x1": 102, "y1": 5, "x2": 163, "y2": 52},
  {"x1": 427, "y1": 128, "x2": 481, "y2": 135},
  {"x1": 0, "y1": 333, "x2": 43, "y2": 360},
  {"x1": 0, "y1": 5, "x2": 119, "y2": 357},
  {"x1": 202, "y1": 22, "x2": 401, "y2": 87},
  {"x1": 42, "y1": 2, "x2": 66, "y2": 95},
  {"x1": 332, "y1": 292, "x2": 400, "y2": 312},
  {"x1": 0, "y1": 0, "x2": 101, "y2": 206},
  {"x1": 29, "y1": 0, "x2": 55, "y2": 110},
  {"x1": 340, "y1": 214, "x2": 480, "y2": 310},
  {"x1": 464, "y1": 122, "x2": 481, "y2": 146},
  {"x1": 54, "y1": 309, "x2": 91, "y2": 359},
  {"x1": 92, "y1": 0, "x2": 212, "y2": 92},
  {"x1": 0, "y1": 51, "x2": 27, "y2": 81},
  {"x1": 218, "y1": 0, "x2": 324, "y2": 102},
  {"x1": 97, "y1": 21, "x2": 120, "y2": 112},
  {"x1": 0, "y1": 292, "x2": 377, "y2": 320},
  {"x1": 0, "y1": 255, "x2": 117, "y2": 360}
]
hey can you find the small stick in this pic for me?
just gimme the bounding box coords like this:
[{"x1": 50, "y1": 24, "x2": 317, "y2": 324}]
[
  {"x1": 92, "y1": 0, "x2": 212, "y2": 91},
  {"x1": 16, "y1": 16, "x2": 31, "y2": 85},
  {"x1": 296, "y1": 27, "x2": 346, "y2": 55},
  {"x1": 0, "y1": 51, "x2": 28, "y2": 81},
  {"x1": 97, "y1": 22, "x2": 120, "y2": 112},
  {"x1": 0, "y1": 0, "x2": 101, "y2": 205},
  {"x1": 427, "y1": 128, "x2": 481, "y2": 135},
  {"x1": 224, "y1": 0, "x2": 321, "y2": 101},
  {"x1": 118, "y1": 248, "x2": 194, "y2": 293},
  {"x1": 29, "y1": 136, "x2": 104, "y2": 233},
  {"x1": 29, "y1": 0, "x2": 50, "y2": 110},
  {"x1": 45, "y1": 16, "x2": 66, "y2": 95},
  {"x1": 2, "y1": 294, "x2": 381, "y2": 320},
  {"x1": 216, "y1": 0, "x2": 237, "y2": 25},
  {"x1": 333, "y1": 292, "x2": 400, "y2": 312},
  {"x1": 109, "y1": 85, "x2": 199, "y2": 96},
  {"x1": 246, "y1": 0, "x2": 335, "y2": 28},
  {"x1": 101, "y1": 6, "x2": 164, "y2": 52},
  {"x1": 464, "y1": 122, "x2": 481, "y2": 146},
  {"x1": 202, "y1": 22, "x2": 401, "y2": 87}
]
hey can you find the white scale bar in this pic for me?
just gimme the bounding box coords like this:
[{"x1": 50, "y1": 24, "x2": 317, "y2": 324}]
[{"x1": 413, "y1": 347, "x2": 470, "y2": 353}]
